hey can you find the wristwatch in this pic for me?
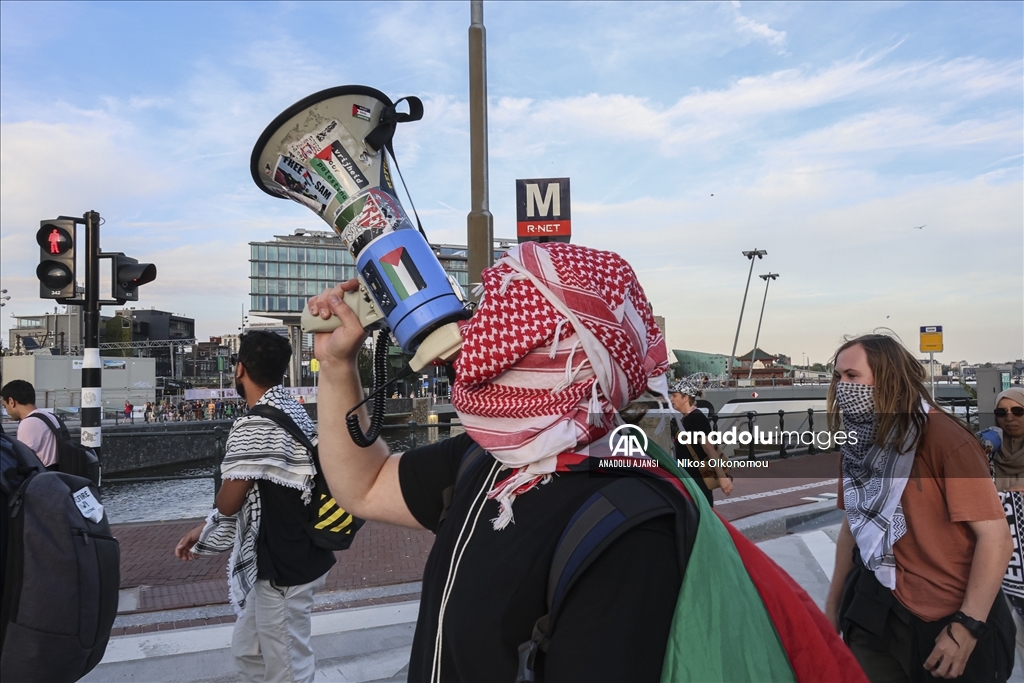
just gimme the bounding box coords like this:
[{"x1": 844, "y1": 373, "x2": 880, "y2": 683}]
[{"x1": 950, "y1": 611, "x2": 988, "y2": 640}]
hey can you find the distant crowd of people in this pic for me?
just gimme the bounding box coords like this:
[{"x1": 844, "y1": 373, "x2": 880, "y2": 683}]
[{"x1": 122, "y1": 398, "x2": 250, "y2": 423}]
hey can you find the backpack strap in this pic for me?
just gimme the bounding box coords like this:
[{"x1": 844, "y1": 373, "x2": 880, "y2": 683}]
[
  {"x1": 26, "y1": 412, "x2": 71, "y2": 440},
  {"x1": 246, "y1": 404, "x2": 320, "y2": 467},
  {"x1": 515, "y1": 475, "x2": 698, "y2": 683},
  {"x1": 438, "y1": 442, "x2": 488, "y2": 526},
  {"x1": 0, "y1": 433, "x2": 45, "y2": 497}
]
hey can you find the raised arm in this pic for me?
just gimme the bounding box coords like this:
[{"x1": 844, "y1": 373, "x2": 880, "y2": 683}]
[{"x1": 308, "y1": 281, "x2": 422, "y2": 529}]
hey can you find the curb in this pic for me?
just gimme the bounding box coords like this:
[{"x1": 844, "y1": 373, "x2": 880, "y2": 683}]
[
  {"x1": 113, "y1": 581, "x2": 423, "y2": 630},
  {"x1": 732, "y1": 499, "x2": 840, "y2": 543}
]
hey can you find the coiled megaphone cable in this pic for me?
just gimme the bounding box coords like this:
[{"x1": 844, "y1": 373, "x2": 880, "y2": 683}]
[{"x1": 345, "y1": 330, "x2": 415, "y2": 447}]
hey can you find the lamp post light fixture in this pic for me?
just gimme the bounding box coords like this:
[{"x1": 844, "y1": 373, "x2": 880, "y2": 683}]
[
  {"x1": 726, "y1": 249, "x2": 767, "y2": 386},
  {"x1": 747, "y1": 273, "x2": 779, "y2": 383}
]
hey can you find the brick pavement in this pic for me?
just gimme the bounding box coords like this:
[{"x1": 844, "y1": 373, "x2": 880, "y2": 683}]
[
  {"x1": 712, "y1": 450, "x2": 841, "y2": 521},
  {"x1": 114, "y1": 519, "x2": 435, "y2": 612}
]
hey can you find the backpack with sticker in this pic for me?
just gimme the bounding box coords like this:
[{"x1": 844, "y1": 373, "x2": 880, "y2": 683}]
[{"x1": 0, "y1": 431, "x2": 120, "y2": 683}]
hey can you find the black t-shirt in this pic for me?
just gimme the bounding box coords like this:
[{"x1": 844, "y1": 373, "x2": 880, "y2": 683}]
[
  {"x1": 675, "y1": 409, "x2": 715, "y2": 505},
  {"x1": 682, "y1": 408, "x2": 713, "y2": 436},
  {"x1": 398, "y1": 433, "x2": 686, "y2": 683},
  {"x1": 256, "y1": 479, "x2": 336, "y2": 586}
]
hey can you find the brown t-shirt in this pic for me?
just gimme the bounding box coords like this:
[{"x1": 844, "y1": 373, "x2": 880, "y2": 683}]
[{"x1": 838, "y1": 409, "x2": 1003, "y2": 621}]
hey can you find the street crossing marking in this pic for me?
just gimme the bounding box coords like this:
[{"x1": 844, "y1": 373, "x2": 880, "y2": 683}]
[
  {"x1": 715, "y1": 479, "x2": 838, "y2": 506},
  {"x1": 801, "y1": 496, "x2": 831, "y2": 502},
  {"x1": 801, "y1": 529, "x2": 837, "y2": 580}
]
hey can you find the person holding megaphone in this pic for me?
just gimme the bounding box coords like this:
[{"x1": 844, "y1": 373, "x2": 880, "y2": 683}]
[{"x1": 255, "y1": 85, "x2": 865, "y2": 682}]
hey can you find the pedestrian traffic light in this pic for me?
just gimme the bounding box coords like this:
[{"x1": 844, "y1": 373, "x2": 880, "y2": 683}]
[
  {"x1": 110, "y1": 253, "x2": 157, "y2": 303},
  {"x1": 36, "y1": 219, "x2": 77, "y2": 298}
]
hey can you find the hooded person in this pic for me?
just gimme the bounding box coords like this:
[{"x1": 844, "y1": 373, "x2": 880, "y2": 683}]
[
  {"x1": 310, "y1": 241, "x2": 865, "y2": 683},
  {"x1": 992, "y1": 387, "x2": 1024, "y2": 492}
]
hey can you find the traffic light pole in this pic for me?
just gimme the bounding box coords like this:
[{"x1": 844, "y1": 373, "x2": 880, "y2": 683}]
[
  {"x1": 80, "y1": 210, "x2": 103, "y2": 464},
  {"x1": 38, "y1": 208, "x2": 156, "y2": 469}
]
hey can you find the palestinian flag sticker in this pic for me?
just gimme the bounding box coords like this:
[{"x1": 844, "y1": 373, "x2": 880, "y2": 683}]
[{"x1": 379, "y1": 246, "x2": 426, "y2": 300}]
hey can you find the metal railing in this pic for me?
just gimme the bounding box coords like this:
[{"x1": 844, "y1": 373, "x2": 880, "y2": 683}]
[
  {"x1": 704, "y1": 397, "x2": 978, "y2": 461},
  {"x1": 699, "y1": 407, "x2": 825, "y2": 461}
]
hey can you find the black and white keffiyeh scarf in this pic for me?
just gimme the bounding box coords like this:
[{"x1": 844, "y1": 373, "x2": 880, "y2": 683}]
[
  {"x1": 191, "y1": 385, "x2": 317, "y2": 613},
  {"x1": 838, "y1": 382, "x2": 919, "y2": 590}
]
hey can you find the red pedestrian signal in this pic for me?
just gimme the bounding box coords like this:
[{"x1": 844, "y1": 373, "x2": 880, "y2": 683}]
[
  {"x1": 38, "y1": 226, "x2": 72, "y2": 255},
  {"x1": 36, "y1": 220, "x2": 77, "y2": 299}
]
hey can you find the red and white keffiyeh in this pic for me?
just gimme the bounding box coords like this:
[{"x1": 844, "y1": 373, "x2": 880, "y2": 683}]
[{"x1": 452, "y1": 242, "x2": 670, "y2": 528}]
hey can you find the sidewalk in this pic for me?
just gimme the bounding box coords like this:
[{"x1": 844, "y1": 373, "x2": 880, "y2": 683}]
[{"x1": 81, "y1": 450, "x2": 844, "y2": 682}]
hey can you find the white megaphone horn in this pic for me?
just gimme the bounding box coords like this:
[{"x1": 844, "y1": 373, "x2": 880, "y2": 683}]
[{"x1": 250, "y1": 86, "x2": 465, "y2": 373}]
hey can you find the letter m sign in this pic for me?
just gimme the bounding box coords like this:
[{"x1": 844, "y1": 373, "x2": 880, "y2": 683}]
[{"x1": 515, "y1": 177, "x2": 571, "y2": 244}]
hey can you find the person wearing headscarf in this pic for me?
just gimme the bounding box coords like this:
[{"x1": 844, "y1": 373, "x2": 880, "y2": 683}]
[
  {"x1": 309, "y1": 241, "x2": 865, "y2": 682},
  {"x1": 989, "y1": 387, "x2": 1024, "y2": 669},
  {"x1": 823, "y1": 335, "x2": 1015, "y2": 682},
  {"x1": 993, "y1": 388, "x2": 1024, "y2": 492}
]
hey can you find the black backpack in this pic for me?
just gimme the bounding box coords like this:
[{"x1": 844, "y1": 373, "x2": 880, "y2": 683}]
[
  {"x1": 27, "y1": 413, "x2": 101, "y2": 486},
  {"x1": 442, "y1": 443, "x2": 698, "y2": 683},
  {"x1": 247, "y1": 405, "x2": 365, "y2": 551},
  {"x1": 0, "y1": 431, "x2": 120, "y2": 683}
]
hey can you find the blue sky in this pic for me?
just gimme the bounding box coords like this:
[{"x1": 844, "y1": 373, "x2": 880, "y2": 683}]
[{"x1": 1, "y1": 1, "x2": 1021, "y2": 365}]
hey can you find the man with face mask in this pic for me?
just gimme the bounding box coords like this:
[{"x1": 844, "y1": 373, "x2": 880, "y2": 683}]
[
  {"x1": 824, "y1": 334, "x2": 1014, "y2": 682},
  {"x1": 173, "y1": 331, "x2": 334, "y2": 683}
]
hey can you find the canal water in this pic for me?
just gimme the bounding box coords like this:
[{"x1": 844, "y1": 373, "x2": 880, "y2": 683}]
[{"x1": 100, "y1": 427, "x2": 441, "y2": 524}]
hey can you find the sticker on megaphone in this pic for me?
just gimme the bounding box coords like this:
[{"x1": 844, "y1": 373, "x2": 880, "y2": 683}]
[{"x1": 302, "y1": 290, "x2": 462, "y2": 373}]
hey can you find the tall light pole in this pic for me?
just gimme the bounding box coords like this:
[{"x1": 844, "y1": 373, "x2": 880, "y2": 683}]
[
  {"x1": 466, "y1": 0, "x2": 493, "y2": 296},
  {"x1": 747, "y1": 273, "x2": 779, "y2": 382},
  {"x1": 726, "y1": 249, "x2": 767, "y2": 386}
]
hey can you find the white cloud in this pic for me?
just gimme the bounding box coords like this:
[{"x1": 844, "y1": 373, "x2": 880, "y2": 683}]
[
  {"x1": 476, "y1": 51, "x2": 1022, "y2": 165},
  {"x1": 733, "y1": 14, "x2": 787, "y2": 52}
]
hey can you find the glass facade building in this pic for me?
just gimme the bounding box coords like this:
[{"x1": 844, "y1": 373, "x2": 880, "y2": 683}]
[
  {"x1": 249, "y1": 231, "x2": 514, "y2": 317},
  {"x1": 250, "y1": 235, "x2": 357, "y2": 315}
]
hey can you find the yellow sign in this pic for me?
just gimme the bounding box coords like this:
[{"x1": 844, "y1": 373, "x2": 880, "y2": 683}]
[
  {"x1": 919, "y1": 326, "x2": 943, "y2": 353},
  {"x1": 310, "y1": 358, "x2": 320, "y2": 373}
]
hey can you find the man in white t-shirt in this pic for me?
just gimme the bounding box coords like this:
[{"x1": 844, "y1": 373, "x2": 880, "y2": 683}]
[{"x1": 1, "y1": 380, "x2": 60, "y2": 468}]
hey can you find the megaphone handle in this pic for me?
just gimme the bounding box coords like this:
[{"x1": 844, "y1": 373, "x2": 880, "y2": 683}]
[{"x1": 301, "y1": 285, "x2": 383, "y2": 333}]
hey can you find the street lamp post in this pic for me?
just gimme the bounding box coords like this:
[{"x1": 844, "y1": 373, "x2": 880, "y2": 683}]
[
  {"x1": 747, "y1": 273, "x2": 779, "y2": 383},
  {"x1": 726, "y1": 249, "x2": 767, "y2": 387},
  {"x1": 466, "y1": 0, "x2": 493, "y2": 295}
]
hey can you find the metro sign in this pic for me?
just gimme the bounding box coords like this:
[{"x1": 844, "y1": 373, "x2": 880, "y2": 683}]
[{"x1": 516, "y1": 177, "x2": 571, "y2": 243}]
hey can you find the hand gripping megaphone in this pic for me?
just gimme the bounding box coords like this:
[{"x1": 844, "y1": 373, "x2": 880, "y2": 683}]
[{"x1": 251, "y1": 86, "x2": 468, "y2": 445}]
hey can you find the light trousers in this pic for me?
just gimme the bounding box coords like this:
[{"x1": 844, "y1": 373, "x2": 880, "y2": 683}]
[{"x1": 232, "y1": 573, "x2": 327, "y2": 683}]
